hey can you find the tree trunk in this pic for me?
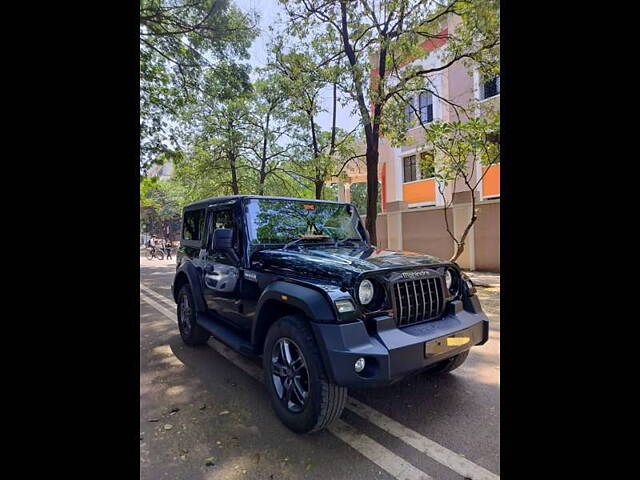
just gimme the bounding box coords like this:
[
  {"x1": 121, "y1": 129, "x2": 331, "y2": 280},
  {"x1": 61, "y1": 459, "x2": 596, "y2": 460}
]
[
  {"x1": 229, "y1": 152, "x2": 239, "y2": 195},
  {"x1": 365, "y1": 146, "x2": 378, "y2": 245},
  {"x1": 315, "y1": 180, "x2": 324, "y2": 199},
  {"x1": 450, "y1": 213, "x2": 478, "y2": 262},
  {"x1": 258, "y1": 170, "x2": 266, "y2": 196}
]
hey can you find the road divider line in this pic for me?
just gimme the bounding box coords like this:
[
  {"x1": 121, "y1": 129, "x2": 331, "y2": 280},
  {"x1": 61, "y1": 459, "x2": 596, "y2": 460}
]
[
  {"x1": 346, "y1": 398, "x2": 499, "y2": 480},
  {"x1": 140, "y1": 286, "x2": 434, "y2": 480},
  {"x1": 140, "y1": 291, "x2": 175, "y2": 320},
  {"x1": 329, "y1": 419, "x2": 432, "y2": 480},
  {"x1": 140, "y1": 283, "x2": 499, "y2": 480},
  {"x1": 140, "y1": 284, "x2": 175, "y2": 308}
]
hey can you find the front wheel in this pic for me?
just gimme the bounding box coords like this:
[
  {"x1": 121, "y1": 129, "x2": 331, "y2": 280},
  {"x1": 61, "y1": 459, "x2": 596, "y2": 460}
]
[
  {"x1": 145, "y1": 249, "x2": 153, "y2": 260},
  {"x1": 155, "y1": 249, "x2": 164, "y2": 260},
  {"x1": 263, "y1": 315, "x2": 347, "y2": 434}
]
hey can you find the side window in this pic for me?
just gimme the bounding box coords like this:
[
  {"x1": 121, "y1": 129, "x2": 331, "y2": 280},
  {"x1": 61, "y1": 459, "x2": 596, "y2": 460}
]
[
  {"x1": 403, "y1": 155, "x2": 417, "y2": 182},
  {"x1": 481, "y1": 75, "x2": 500, "y2": 99},
  {"x1": 182, "y1": 209, "x2": 204, "y2": 241},
  {"x1": 419, "y1": 92, "x2": 433, "y2": 123},
  {"x1": 210, "y1": 208, "x2": 238, "y2": 264},
  {"x1": 404, "y1": 97, "x2": 415, "y2": 130}
]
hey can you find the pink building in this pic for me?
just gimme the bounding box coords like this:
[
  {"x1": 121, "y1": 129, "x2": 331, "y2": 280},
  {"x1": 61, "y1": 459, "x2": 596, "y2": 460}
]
[{"x1": 336, "y1": 15, "x2": 500, "y2": 271}]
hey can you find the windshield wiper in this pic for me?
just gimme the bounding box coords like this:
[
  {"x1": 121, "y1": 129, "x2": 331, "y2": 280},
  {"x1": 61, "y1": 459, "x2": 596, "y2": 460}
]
[
  {"x1": 334, "y1": 237, "x2": 362, "y2": 247},
  {"x1": 282, "y1": 234, "x2": 332, "y2": 250}
]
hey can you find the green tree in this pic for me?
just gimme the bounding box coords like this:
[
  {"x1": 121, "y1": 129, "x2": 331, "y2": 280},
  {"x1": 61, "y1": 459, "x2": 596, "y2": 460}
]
[
  {"x1": 242, "y1": 76, "x2": 298, "y2": 195},
  {"x1": 280, "y1": 0, "x2": 499, "y2": 244},
  {"x1": 140, "y1": 0, "x2": 257, "y2": 172},
  {"x1": 173, "y1": 74, "x2": 304, "y2": 200},
  {"x1": 268, "y1": 41, "x2": 363, "y2": 199},
  {"x1": 422, "y1": 112, "x2": 500, "y2": 262},
  {"x1": 140, "y1": 176, "x2": 185, "y2": 238}
]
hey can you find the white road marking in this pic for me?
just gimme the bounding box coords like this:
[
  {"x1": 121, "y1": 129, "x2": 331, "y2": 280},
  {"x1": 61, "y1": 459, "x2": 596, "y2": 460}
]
[
  {"x1": 139, "y1": 290, "x2": 175, "y2": 320},
  {"x1": 330, "y1": 419, "x2": 432, "y2": 480},
  {"x1": 140, "y1": 283, "x2": 500, "y2": 480},
  {"x1": 346, "y1": 398, "x2": 499, "y2": 480},
  {"x1": 140, "y1": 283, "x2": 175, "y2": 307}
]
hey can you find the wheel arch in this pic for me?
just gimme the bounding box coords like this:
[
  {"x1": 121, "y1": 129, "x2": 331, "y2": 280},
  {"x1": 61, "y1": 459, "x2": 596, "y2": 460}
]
[
  {"x1": 172, "y1": 262, "x2": 207, "y2": 312},
  {"x1": 252, "y1": 281, "x2": 338, "y2": 382}
]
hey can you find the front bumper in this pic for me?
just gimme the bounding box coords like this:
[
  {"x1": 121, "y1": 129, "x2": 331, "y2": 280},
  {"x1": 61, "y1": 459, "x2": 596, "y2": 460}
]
[{"x1": 310, "y1": 298, "x2": 490, "y2": 388}]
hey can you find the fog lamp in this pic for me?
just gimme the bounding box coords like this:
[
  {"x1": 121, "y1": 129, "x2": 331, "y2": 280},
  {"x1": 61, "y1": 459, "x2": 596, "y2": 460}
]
[{"x1": 354, "y1": 357, "x2": 365, "y2": 373}]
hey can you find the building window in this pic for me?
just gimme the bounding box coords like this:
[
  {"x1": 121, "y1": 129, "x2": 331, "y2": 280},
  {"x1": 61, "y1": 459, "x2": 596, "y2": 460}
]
[
  {"x1": 403, "y1": 155, "x2": 417, "y2": 182},
  {"x1": 481, "y1": 75, "x2": 500, "y2": 99},
  {"x1": 404, "y1": 97, "x2": 415, "y2": 129},
  {"x1": 419, "y1": 92, "x2": 433, "y2": 123},
  {"x1": 182, "y1": 209, "x2": 204, "y2": 241}
]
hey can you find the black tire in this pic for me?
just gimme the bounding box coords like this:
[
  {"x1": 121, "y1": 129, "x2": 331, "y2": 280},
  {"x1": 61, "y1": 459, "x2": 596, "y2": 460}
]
[
  {"x1": 176, "y1": 284, "x2": 210, "y2": 346},
  {"x1": 144, "y1": 249, "x2": 153, "y2": 260},
  {"x1": 263, "y1": 314, "x2": 347, "y2": 434},
  {"x1": 155, "y1": 250, "x2": 164, "y2": 260},
  {"x1": 426, "y1": 350, "x2": 470, "y2": 375}
]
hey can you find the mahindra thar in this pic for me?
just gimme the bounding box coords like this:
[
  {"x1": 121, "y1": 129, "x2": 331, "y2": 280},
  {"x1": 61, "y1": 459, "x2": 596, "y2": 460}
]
[{"x1": 171, "y1": 195, "x2": 490, "y2": 433}]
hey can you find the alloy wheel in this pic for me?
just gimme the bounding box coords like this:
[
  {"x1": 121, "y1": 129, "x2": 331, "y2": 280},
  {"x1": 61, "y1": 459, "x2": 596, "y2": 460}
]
[
  {"x1": 179, "y1": 294, "x2": 192, "y2": 336},
  {"x1": 271, "y1": 338, "x2": 310, "y2": 413}
]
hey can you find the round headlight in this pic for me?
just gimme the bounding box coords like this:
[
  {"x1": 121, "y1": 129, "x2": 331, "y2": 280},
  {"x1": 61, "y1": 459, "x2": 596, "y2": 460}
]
[
  {"x1": 444, "y1": 270, "x2": 453, "y2": 290},
  {"x1": 358, "y1": 279, "x2": 374, "y2": 305}
]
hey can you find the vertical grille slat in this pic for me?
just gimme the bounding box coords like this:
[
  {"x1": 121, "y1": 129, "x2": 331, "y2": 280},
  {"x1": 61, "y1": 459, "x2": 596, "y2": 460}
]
[
  {"x1": 411, "y1": 280, "x2": 424, "y2": 322},
  {"x1": 396, "y1": 283, "x2": 403, "y2": 325},
  {"x1": 405, "y1": 282, "x2": 411, "y2": 325},
  {"x1": 392, "y1": 274, "x2": 445, "y2": 327}
]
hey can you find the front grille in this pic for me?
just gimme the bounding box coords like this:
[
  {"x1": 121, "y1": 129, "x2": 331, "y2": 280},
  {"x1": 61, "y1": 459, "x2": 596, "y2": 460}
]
[{"x1": 391, "y1": 277, "x2": 445, "y2": 327}]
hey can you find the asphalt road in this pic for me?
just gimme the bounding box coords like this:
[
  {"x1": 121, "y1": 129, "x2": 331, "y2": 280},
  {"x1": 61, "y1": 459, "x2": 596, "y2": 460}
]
[{"x1": 140, "y1": 257, "x2": 500, "y2": 480}]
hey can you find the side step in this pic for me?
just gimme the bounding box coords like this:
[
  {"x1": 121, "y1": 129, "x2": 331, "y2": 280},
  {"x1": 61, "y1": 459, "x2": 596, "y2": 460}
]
[{"x1": 196, "y1": 312, "x2": 256, "y2": 357}]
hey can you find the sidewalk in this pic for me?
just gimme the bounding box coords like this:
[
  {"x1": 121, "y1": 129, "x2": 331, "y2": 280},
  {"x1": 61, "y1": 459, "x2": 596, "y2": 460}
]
[{"x1": 462, "y1": 270, "x2": 500, "y2": 288}]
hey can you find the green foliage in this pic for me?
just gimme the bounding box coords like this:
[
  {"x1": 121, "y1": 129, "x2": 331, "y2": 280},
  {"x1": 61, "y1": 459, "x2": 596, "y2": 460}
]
[
  {"x1": 349, "y1": 182, "x2": 381, "y2": 216},
  {"x1": 140, "y1": 176, "x2": 185, "y2": 237},
  {"x1": 266, "y1": 38, "x2": 362, "y2": 198},
  {"x1": 423, "y1": 112, "x2": 500, "y2": 187},
  {"x1": 140, "y1": 0, "x2": 258, "y2": 172}
]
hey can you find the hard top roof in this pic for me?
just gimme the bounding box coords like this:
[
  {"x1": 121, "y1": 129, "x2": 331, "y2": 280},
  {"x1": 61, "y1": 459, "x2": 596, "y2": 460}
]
[{"x1": 183, "y1": 195, "x2": 352, "y2": 210}]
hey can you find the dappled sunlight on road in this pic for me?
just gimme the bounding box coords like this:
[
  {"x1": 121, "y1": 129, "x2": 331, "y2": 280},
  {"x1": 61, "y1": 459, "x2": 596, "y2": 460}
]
[{"x1": 475, "y1": 286, "x2": 500, "y2": 323}]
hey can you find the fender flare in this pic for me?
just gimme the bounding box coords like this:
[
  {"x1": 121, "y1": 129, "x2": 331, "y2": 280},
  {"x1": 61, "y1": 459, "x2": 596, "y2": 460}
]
[
  {"x1": 174, "y1": 261, "x2": 207, "y2": 312},
  {"x1": 252, "y1": 281, "x2": 339, "y2": 382},
  {"x1": 252, "y1": 280, "x2": 336, "y2": 345}
]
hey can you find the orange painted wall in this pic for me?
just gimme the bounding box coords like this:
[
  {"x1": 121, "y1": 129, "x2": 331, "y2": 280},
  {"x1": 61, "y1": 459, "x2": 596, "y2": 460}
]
[
  {"x1": 403, "y1": 179, "x2": 436, "y2": 204},
  {"x1": 482, "y1": 164, "x2": 500, "y2": 197}
]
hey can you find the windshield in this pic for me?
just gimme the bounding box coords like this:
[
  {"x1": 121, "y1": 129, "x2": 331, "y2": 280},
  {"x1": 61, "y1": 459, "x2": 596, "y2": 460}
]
[{"x1": 246, "y1": 198, "x2": 364, "y2": 248}]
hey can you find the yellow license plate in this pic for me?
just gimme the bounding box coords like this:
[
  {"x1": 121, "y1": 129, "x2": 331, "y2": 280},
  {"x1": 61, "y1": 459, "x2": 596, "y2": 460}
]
[{"x1": 447, "y1": 337, "x2": 470, "y2": 346}]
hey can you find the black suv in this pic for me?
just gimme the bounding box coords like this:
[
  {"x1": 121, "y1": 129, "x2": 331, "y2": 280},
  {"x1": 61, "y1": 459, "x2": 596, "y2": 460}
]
[{"x1": 171, "y1": 195, "x2": 490, "y2": 433}]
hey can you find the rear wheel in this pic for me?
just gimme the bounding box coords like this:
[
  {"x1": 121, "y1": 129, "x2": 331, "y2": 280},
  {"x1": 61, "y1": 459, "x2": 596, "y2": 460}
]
[
  {"x1": 263, "y1": 314, "x2": 347, "y2": 434},
  {"x1": 155, "y1": 249, "x2": 164, "y2": 260},
  {"x1": 426, "y1": 350, "x2": 470, "y2": 375},
  {"x1": 177, "y1": 284, "x2": 210, "y2": 346},
  {"x1": 145, "y1": 249, "x2": 153, "y2": 260}
]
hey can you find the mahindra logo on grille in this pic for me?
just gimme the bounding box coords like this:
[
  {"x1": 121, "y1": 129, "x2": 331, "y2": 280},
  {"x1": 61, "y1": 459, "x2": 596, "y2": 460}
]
[{"x1": 401, "y1": 270, "x2": 433, "y2": 279}]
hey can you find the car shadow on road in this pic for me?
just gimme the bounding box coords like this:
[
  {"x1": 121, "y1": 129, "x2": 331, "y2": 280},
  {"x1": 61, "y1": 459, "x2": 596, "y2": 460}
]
[{"x1": 153, "y1": 335, "x2": 404, "y2": 480}]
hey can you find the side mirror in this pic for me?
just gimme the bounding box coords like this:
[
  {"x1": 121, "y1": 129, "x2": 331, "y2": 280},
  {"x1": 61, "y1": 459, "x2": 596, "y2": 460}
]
[
  {"x1": 212, "y1": 228, "x2": 239, "y2": 264},
  {"x1": 213, "y1": 228, "x2": 234, "y2": 250}
]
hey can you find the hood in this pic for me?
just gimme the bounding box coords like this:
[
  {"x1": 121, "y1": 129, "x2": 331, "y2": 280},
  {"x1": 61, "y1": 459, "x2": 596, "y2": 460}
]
[{"x1": 251, "y1": 245, "x2": 451, "y2": 286}]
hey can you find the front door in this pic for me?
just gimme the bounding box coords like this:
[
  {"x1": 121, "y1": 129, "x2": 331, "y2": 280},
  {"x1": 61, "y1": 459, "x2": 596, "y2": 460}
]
[{"x1": 201, "y1": 206, "x2": 249, "y2": 331}]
